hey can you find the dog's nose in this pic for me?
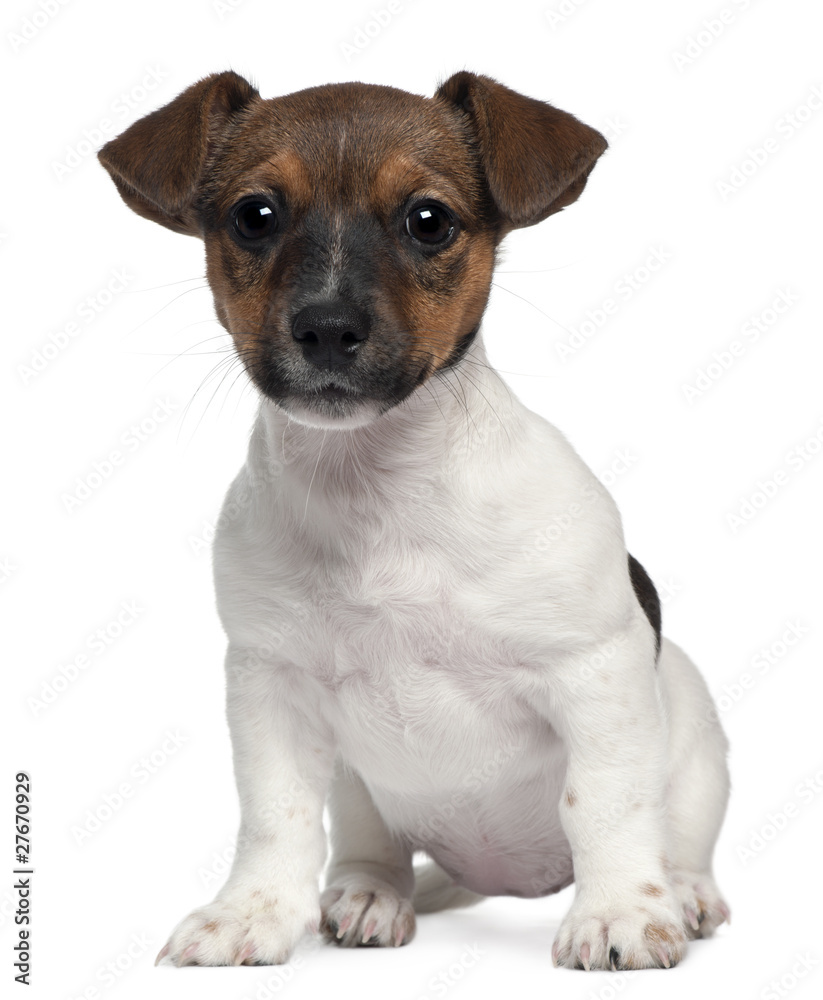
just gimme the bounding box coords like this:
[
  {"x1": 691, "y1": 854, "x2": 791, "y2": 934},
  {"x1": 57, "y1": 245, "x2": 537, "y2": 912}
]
[{"x1": 291, "y1": 302, "x2": 370, "y2": 368}]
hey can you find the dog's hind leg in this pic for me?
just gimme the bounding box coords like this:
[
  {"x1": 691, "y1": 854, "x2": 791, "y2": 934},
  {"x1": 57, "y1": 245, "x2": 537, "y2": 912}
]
[
  {"x1": 320, "y1": 757, "x2": 417, "y2": 947},
  {"x1": 658, "y1": 638, "x2": 732, "y2": 938}
]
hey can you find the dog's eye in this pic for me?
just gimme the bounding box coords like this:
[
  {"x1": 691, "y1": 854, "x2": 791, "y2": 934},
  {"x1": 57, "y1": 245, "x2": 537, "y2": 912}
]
[
  {"x1": 232, "y1": 200, "x2": 278, "y2": 241},
  {"x1": 405, "y1": 204, "x2": 455, "y2": 245}
]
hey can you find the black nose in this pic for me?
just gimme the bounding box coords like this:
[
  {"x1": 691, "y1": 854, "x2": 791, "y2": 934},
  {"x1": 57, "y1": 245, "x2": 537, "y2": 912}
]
[{"x1": 291, "y1": 302, "x2": 370, "y2": 368}]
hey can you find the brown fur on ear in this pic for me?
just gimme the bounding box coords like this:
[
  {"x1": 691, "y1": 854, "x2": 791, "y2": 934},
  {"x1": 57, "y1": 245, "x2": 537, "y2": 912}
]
[
  {"x1": 435, "y1": 71, "x2": 607, "y2": 229},
  {"x1": 98, "y1": 70, "x2": 259, "y2": 236}
]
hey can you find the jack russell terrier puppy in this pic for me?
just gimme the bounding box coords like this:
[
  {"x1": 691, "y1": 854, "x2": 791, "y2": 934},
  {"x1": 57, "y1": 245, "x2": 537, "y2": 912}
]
[{"x1": 99, "y1": 70, "x2": 730, "y2": 971}]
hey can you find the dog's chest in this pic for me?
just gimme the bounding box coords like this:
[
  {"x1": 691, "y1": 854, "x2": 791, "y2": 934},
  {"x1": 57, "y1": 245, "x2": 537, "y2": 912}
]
[
  {"x1": 280, "y1": 517, "x2": 534, "y2": 680},
  {"x1": 269, "y1": 531, "x2": 552, "y2": 778}
]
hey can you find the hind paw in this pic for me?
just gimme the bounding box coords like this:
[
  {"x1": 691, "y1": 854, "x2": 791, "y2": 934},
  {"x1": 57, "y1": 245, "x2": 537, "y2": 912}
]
[
  {"x1": 672, "y1": 871, "x2": 730, "y2": 938},
  {"x1": 320, "y1": 875, "x2": 415, "y2": 948}
]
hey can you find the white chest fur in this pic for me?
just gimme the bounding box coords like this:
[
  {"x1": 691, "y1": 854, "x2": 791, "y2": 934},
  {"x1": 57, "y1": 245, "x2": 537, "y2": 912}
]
[{"x1": 211, "y1": 337, "x2": 638, "y2": 896}]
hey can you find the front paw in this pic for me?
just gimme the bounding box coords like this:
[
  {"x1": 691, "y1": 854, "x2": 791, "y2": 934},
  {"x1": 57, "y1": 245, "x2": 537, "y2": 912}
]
[
  {"x1": 552, "y1": 891, "x2": 687, "y2": 970},
  {"x1": 156, "y1": 892, "x2": 319, "y2": 967}
]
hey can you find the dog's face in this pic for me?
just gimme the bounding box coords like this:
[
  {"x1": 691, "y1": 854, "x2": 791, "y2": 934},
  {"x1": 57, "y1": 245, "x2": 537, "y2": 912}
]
[
  {"x1": 199, "y1": 83, "x2": 498, "y2": 429},
  {"x1": 99, "y1": 72, "x2": 607, "y2": 428}
]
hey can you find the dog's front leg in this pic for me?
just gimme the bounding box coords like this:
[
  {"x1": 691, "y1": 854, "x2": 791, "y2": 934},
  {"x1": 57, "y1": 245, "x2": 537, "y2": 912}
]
[
  {"x1": 157, "y1": 645, "x2": 334, "y2": 967},
  {"x1": 542, "y1": 617, "x2": 687, "y2": 971}
]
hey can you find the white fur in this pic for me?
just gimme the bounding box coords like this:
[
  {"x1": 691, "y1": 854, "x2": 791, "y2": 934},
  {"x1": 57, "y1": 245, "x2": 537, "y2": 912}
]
[{"x1": 157, "y1": 335, "x2": 730, "y2": 970}]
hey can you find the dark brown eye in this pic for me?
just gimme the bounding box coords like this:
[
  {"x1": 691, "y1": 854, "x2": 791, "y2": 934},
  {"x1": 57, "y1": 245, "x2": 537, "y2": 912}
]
[
  {"x1": 233, "y1": 199, "x2": 277, "y2": 241},
  {"x1": 405, "y1": 204, "x2": 455, "y2": 245}
]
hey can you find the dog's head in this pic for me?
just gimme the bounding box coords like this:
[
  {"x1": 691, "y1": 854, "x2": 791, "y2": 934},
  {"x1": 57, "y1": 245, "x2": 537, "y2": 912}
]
[{"x1": 99, "y1": 71, "x2": 606, "y2": 429}]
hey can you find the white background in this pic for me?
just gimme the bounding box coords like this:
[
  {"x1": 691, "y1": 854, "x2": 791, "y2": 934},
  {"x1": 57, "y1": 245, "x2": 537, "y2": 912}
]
[{"x1": 4, "y1": 0, "x2": 823, "y2": 998}]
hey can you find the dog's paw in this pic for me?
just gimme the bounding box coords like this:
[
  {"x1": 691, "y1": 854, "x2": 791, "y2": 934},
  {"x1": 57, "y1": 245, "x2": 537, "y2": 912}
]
[
  {"x1": 672, "y1": 871, "x2": 730, "y2": 939},
  {"x1": 552, "y1": 891, "x2": 687, "y2": 970},
  {"x1": 320, "y1": 875, "x2": 415, "y2": 948},
  {"x1": 155, "y1": 892, "x2": 319, "y2": 967}
]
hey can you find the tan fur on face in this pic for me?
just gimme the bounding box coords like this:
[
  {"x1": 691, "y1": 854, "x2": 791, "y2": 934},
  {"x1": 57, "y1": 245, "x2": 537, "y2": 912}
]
[
  {"x1": 382, "y1": 226, "x2": 496, "y2": 376},
  {"x1": 99, "y1": 71, "x2": 606, "y2": 414},
  {"x1": 371, "y1": 156, "x2": 472, "y2": 224},
  {"x1": 197, "y1": 85, "x2": 498, "y2": 391}
]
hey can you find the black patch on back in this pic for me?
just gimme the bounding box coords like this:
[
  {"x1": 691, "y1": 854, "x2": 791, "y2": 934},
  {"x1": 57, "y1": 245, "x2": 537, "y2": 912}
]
[{"x1": 628, "y1": 554, "x2": 661, "y2": 660}]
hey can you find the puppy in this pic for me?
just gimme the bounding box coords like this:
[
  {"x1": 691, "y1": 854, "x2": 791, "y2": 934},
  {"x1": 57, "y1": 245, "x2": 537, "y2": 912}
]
[{"x1": 99, "y1": 70, "x2": 730, "y2": 971}]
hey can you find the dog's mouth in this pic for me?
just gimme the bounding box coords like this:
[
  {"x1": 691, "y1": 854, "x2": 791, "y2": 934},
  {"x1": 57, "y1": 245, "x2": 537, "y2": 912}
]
[
  {"x1": 272, "y1": 378, "x2": 385, "y2": 430},
  {"x1": 241, "y1": 343, "x2": 431, "y2": 429},
  {"x1": 311, "y1": 382, "x2": 360, "y2": 401},
  {"x1": 294, "y1": 379, "x2": 369, "y2": 413}
]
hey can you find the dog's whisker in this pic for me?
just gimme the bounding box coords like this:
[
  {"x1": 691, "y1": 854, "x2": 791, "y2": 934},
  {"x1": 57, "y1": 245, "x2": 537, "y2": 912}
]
[
  {"x1": 122, "y1": 284, "x2": 216, "y2": 340},
  {"x1": 302, "y1": 428, "x2": 327, "y2": 526},
  {"x1": 403, "y1": 346, "x2": 507, "y2": 440},
  {"x1": 126, "y1": 274, "x2": 209, "y2": 292},
  {"x1": 496, "y1": 261, "x2": 578, "y2": 275},
  {"x1": 491, "y1": 281, "x2": 577, "y2": 339},
  {"x1": 220, "y1": 353, "x2": 261, "y2": 420},
  {"x1": 176, "y1": 351, "x2": 246, "y2": 446}
]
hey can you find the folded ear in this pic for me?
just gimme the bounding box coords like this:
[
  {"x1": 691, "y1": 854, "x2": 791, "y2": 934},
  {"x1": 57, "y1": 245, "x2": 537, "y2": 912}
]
[
  {"x1": 435, "y1": 71, "x2": 607, "y2": 229},
  {"x1": 98, "y1": 71, "x2": 259, "y2": 236}
]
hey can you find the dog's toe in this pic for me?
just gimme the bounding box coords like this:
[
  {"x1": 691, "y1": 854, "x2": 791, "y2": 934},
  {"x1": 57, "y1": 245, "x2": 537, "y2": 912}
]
[
  {"x1": 671, "y1": 871, "x2": 730, "y2": 939},
  {"x1": 158, "y1": 893, "x2": 318, "y2": 967},
  {"x1": 320, "y1": 876, "x2": 415, "y2": 948}
]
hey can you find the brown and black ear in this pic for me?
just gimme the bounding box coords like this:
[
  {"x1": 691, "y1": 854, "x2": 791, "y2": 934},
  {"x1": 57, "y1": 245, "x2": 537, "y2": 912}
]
[
  {"x1": 435, "y1": 71, "x2": 607, "y2": 230},
  {"x1": 98, "y1": 71, "x2": 259, "y2": 236}
]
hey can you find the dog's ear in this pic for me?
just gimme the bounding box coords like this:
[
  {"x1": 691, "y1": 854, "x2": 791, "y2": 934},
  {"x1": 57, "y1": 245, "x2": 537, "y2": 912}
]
[
  {"x1": 98, "y1": 71, "x2": 259, "y2": 236},
  {"x1": 435, "y1": 71, "x2": 607, "y2": 229}
]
